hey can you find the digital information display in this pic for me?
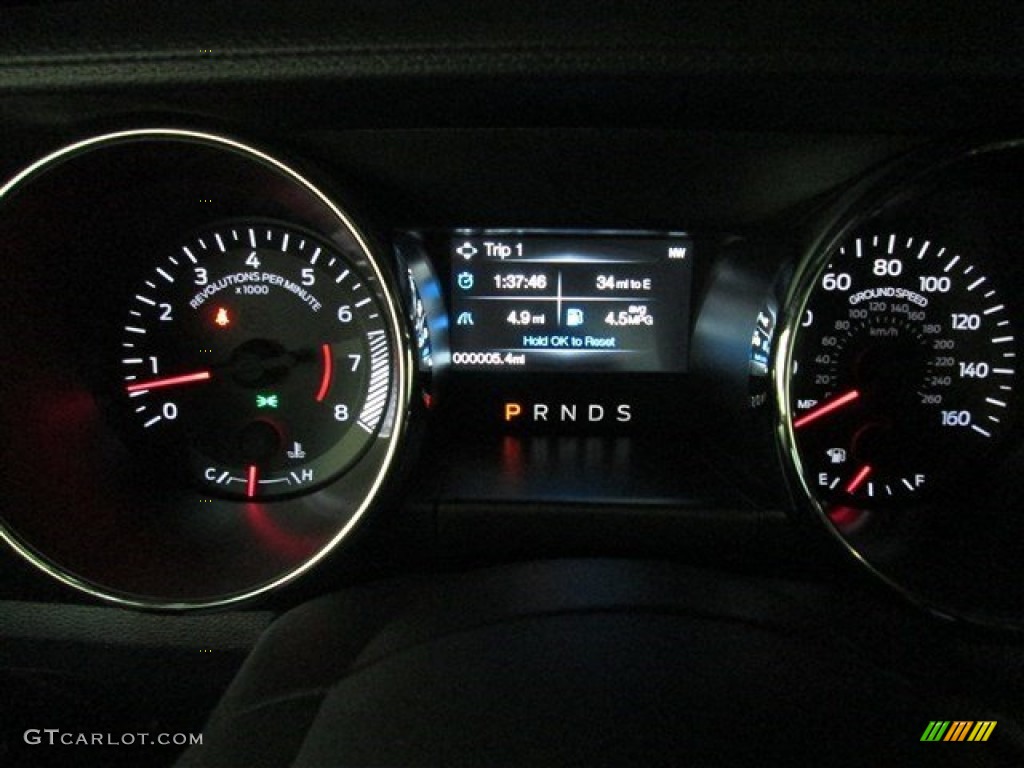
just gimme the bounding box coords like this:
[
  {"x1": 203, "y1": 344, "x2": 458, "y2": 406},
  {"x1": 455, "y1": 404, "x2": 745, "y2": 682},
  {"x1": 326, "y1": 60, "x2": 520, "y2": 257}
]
[{"x1": 448, "y1": 231, "x2": 693, "y2": 372}]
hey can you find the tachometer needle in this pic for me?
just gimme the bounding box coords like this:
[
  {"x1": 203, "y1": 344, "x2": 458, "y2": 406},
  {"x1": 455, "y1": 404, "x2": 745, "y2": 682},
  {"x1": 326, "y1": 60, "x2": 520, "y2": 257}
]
[
  {"x1": 844, "y1": 465, "x2": 872, "y2": 494},
  {"x1": 793, "y1": 389, "x2": 860, "y2": 429},
  {"x1": 125, "y1": 370, "x2": 212, "y2": 393},
  {"x1": 247, "y1": 465, "x2": 259, "y2": 498}
]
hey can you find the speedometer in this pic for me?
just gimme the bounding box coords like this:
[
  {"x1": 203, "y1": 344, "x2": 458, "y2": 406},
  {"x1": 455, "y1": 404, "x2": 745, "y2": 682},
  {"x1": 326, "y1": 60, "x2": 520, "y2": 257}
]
[{"x1": 784, "y1": 231, "x2": 1016, "y2": 505}]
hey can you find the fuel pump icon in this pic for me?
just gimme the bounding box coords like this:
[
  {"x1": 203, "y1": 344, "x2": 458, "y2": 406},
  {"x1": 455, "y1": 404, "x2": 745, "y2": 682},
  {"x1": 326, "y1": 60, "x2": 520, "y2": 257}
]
[{"x1": 826, "y1": 448, "x2": 847, "y2": 464}]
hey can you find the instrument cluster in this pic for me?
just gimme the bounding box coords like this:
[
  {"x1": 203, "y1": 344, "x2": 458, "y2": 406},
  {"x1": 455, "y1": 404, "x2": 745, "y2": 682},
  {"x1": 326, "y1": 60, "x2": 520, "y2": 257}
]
[{"x1": 0, "y1": 129, "x2": 1022, "y2": 627}]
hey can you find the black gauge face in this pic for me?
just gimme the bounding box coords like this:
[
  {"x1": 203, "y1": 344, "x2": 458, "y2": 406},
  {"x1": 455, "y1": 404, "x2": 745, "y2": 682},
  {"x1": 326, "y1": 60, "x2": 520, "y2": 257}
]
[
  {"x1": 787, "y1": 232, "x2": 1017, "y2": 506},
  {"x1": 120, "y1": 222, "x2": 393, "y2": 500}
]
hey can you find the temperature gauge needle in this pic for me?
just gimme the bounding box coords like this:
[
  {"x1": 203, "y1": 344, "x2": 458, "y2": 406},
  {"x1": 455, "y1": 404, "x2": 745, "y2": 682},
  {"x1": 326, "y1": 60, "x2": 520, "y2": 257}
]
[
  {"x1": 125, "y1": 371, "x2": 212, "y2": 393},
  {"x1": 793, "y1": 389, "x2": 860, "y2": 429},
  {"x1": 247, "y1": 465, "x2": 259, "y2": 498}
]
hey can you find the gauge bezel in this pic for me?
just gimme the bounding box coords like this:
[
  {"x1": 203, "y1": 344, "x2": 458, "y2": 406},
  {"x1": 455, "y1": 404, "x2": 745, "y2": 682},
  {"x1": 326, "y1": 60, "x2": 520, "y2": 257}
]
[{"x1": 0, "y1": 128, "x2": 413, "y2": 610}]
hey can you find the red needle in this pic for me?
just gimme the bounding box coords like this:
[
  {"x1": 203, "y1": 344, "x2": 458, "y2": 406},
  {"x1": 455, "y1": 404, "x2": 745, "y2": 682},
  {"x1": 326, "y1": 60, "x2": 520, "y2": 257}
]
[
  {"x1": 793, "y1": 389, "x2": 860, "y2": 429},
  {"x1": 125, "y1": 370, "x2": 212, "y2": 393},
  {"x1": 844, "y1": 465, "x2": 872, "y2": 494},
  {"x1": 246, "y1": 465, "x2": 259, "y2": 498}
]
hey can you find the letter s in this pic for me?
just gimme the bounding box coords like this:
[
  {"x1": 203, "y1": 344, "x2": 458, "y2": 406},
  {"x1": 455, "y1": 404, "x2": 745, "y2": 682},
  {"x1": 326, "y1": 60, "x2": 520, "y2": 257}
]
[{"x1": 617, "y1": 404, "x2": 632, "y2": 423}]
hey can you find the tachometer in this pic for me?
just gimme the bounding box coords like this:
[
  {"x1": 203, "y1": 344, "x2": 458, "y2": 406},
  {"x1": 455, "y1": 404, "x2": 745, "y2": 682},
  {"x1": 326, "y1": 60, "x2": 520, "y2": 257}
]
[
  {"x1": 784, "y1": 231, "x2": 1016, "y2": 505},
  {"x1": 121, "y1": 221, "x2": 392, "y2": 500}
]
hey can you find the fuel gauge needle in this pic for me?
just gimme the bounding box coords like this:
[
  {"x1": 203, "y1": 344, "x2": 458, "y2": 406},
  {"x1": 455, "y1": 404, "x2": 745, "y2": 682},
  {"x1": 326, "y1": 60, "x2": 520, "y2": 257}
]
[
  {"x1": 793, "y1": 389, "x2": 860, "y2": 429},
  {"x1": 844, "y1": 465, "x2": 873, "y2": 494},
  {"x1": 125, "y1": 371, "x2": 212, "y2": 393}
]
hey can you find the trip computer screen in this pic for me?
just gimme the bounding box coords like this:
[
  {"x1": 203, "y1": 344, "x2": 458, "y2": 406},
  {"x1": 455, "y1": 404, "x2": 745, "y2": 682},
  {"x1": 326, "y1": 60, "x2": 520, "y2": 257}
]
[{"x1": 448, "y1": 231, "x2": 693, "y2": 372}]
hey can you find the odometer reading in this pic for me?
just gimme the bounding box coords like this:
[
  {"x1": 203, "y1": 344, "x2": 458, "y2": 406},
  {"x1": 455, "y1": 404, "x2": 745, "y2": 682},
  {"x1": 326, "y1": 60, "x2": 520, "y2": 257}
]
[
  {"x1": 120, "y1": 222, "x2": 392, "y2": 500},
  {"x1": 788, "y1": 232, "x2": 1016, "y2": 504}
]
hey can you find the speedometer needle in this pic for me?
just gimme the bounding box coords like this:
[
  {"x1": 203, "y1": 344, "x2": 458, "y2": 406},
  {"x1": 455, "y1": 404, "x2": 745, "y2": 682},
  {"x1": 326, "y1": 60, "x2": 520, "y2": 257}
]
[
  {"x1": 125, "y1": 371, "x2": 212, "y2": 393},
  {"x1": 793, "y1": 389, "x2": 860, "y2": 429}
]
